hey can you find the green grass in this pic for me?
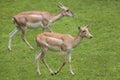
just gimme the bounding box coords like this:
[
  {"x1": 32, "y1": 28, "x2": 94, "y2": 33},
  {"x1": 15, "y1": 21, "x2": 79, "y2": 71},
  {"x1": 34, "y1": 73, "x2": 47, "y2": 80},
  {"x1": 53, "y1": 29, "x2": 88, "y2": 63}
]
[{"x1": 0, "y1": 0, "x2": 120, "y2": 80}]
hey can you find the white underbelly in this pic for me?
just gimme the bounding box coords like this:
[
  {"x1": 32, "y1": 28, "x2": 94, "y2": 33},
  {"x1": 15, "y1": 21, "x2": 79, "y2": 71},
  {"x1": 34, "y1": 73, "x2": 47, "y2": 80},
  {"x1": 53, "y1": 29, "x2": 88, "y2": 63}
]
[
  {"x1": 26, "y1": 22, "x2": 43, "y2": 29},
  {"x1": 48, "y1": 45, "x2": 61, "y2": 51}
]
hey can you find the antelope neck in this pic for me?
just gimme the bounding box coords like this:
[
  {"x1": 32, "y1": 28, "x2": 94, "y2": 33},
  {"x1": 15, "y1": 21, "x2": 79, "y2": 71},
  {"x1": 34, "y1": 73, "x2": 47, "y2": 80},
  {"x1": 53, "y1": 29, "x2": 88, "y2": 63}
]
[
  {"x1": 50, "y1": 11, "x2": 64, "y2": 23},
  {"x1": 72, "y1": 32, "x2": 83, "y2": 48}
]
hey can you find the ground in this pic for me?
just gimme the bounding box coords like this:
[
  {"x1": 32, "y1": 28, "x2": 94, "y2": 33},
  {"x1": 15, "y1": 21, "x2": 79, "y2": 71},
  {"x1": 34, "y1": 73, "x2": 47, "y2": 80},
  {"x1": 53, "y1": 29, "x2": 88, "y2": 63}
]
[{"x1": 0, "y1": 0, "x2": 120, "y2": 80}]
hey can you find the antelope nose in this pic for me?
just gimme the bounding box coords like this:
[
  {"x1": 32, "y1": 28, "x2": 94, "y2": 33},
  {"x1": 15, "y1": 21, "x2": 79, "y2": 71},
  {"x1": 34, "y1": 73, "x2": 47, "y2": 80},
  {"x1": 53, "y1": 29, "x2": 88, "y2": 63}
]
[
  {"x1": 71, "y1": 13, "x2": 75, "y2": 17},
  {"x1": 72, "y1": 14, "x2": 75, "y2": 17},
  {"x1": 90, "y1": 36, "x2": 93, "y2": 39}
]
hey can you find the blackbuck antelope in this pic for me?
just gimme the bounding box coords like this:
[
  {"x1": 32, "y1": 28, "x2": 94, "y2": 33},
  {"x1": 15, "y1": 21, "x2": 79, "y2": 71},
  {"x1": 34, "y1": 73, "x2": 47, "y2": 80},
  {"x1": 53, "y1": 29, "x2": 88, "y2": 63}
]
[
  {"x1": 35, "y1": 25, "x2": 93, "y2": 75},
  {"x1": 8, "y1": 3, "x2": 74, "y2": 51}
]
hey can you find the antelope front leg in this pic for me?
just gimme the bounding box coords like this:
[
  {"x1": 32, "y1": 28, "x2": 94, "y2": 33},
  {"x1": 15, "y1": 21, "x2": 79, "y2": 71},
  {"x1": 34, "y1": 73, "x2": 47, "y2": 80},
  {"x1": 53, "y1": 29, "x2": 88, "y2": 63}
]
[{"x1": 68, "y1": 52, "x2": 75, "y2": 75}]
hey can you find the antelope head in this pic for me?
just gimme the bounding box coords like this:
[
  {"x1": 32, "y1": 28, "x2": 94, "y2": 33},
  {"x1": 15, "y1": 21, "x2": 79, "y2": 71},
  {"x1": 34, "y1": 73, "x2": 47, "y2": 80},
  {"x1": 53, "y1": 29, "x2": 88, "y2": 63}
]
[
  {"x1": 78, "y1": 25, "x2": 93, "y2": 39},
  {"x1": 57, "y1": 3, "x2": 74, "y2": 17}
]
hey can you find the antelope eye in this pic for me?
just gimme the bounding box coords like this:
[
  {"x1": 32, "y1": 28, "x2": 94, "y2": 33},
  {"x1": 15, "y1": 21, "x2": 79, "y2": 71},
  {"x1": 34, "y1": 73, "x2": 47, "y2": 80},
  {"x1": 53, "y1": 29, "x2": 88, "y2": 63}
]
[
  {"x1": 66, "y1": 10, "x2": 69, "y2": 12},
  {"x1": 82, "y1": 30, "x2": 86, "y2": 32}
]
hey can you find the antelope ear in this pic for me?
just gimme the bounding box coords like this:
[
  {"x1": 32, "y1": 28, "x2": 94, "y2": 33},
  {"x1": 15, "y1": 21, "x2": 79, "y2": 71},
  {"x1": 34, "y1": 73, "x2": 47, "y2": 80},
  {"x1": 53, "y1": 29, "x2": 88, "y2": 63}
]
[
  {"x1": 78, "y1": 26, "x2": 81, "y2": 31},
  {"x1": 86, "y1": 25, "x2": 90, "y2": 28},
  {"x1": 57, "y1": 2, "x2": 63, "y2": 8}
]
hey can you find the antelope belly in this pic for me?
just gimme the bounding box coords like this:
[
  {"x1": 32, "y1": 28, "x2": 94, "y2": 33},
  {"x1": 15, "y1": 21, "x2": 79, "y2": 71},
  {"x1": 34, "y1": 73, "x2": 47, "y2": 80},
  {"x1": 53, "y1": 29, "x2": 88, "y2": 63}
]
[
  {"x1": 48, "y1": 45, "x2": 61, "y2": 51},
  {"x1": 26, "y1": 22, "x2": 43, "y2": 28}
]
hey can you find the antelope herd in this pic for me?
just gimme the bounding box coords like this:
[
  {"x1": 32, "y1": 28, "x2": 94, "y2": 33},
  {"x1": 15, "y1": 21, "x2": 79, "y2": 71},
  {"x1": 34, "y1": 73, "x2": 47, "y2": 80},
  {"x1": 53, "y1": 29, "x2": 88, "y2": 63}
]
[
  {"x1": 8, "y1": 3, "x2": 74, "y2": 51},
  {"x1": 8, "y1": 3, "x2": 93, "y2": 75}
]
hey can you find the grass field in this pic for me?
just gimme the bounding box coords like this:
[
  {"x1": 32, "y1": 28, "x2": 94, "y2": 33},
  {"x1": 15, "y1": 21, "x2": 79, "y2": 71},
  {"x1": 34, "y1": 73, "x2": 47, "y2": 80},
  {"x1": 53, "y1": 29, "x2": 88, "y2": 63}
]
[{"x1": 0, "y1": 0, "x2": 120, "y2": 80}]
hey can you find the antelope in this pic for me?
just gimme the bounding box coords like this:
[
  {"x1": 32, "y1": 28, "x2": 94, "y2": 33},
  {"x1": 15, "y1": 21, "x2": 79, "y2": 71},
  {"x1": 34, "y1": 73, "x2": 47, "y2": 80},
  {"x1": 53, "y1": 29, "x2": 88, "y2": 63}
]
[
  {"x1": 8, "y1": 3, "x2": 74, "y2": 51},
  {"x1": 35, "y1": 25, "x2": 93, "y2": 75}
]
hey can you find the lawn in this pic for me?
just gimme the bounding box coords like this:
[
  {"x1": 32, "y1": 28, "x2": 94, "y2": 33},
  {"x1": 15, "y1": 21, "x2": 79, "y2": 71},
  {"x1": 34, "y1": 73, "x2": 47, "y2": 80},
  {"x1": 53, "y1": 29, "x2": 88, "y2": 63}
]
[{"x1": 0, "y1": 0, "x2": 120, "y2": 80}]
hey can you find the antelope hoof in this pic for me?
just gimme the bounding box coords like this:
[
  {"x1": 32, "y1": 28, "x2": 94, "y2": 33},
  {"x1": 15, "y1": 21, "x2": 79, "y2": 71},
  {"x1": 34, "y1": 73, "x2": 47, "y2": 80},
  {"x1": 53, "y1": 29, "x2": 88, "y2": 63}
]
[
  {"x1": 37, "y1": 71, "x2": 41, "y2": 76},
  {"x1": 70, "y1": 71, "x2": 75, "y2": 75},
  {"x1": 54, "y1": 71, "x2": 58, "y2": 75},
  {"x1": 8, "y1": 47, "x2": 12, "y2": 51},
  {"x1": 30, "y1": 47, "x2": 34, "y2": 50},
  {"x1": 51, "y1": 71, "x2": 58, "y2": 75},
  {"x1": 71, "y1": 72, "x2": 75, "y2": 75},
  {"x1": 51, "y1": 73, "x2": 55, "y2": 76}
]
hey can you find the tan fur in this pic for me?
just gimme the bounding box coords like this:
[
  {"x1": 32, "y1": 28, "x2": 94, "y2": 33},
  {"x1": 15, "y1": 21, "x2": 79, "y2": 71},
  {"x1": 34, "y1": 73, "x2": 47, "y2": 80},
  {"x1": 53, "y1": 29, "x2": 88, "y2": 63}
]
[
  {"x1": 8, "y1": 3, "x2": 74, "y2": 51},
  {"x1": 35, "y1": 25, "x2": 93, "y2": 75}
]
